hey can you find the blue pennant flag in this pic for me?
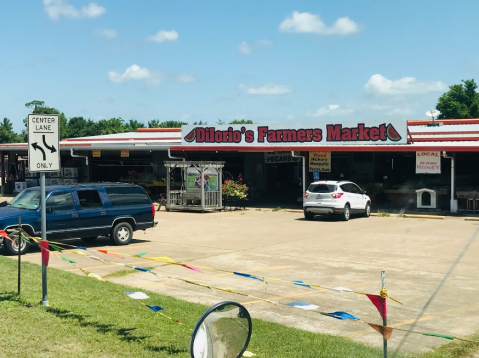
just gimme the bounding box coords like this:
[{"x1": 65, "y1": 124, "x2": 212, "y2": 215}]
[
  {"x1": 321, "y1": 311, "x2": 359, "y2": 321},
  {"x1": 292, "y1": 280, "x2": 314, "y2": 289},
  {"x1": 134, "y1": 267, "x2": 151, "y2": 272},
  {"x1": 146, "y1": 305, "x2": 164, "y2": 312},
  {"x1": 233, "y1": 272, "x2": 267, "y2": 284},
  {"x1": 286, "y1": 301, "x2": 319, "y2": 311},
  {"x1": 76, "y1": 246, "x2": 87, "y2": 250}
]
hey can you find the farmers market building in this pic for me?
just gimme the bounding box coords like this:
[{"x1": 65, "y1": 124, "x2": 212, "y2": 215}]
[{"x1": 1, "y1": 118, "x2": 479, "y2": 213}]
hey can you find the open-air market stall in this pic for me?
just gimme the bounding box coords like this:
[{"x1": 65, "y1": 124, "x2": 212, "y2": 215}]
[{"x1": 164, "y1": 161, "x2": 224, "y2": 212}]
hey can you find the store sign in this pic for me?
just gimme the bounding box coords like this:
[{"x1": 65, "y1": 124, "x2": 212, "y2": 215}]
[
  {"x1": 264, "y1": 151, "x2": 300, "y2": 164},
  {"x1": 309, "y1": 151, "x2": 331, "y2": 172},
  {"x1": 181, "y1": 120, "x2": 407, "y2": 147},
  {"x1": 416, "y1": 151, "x2": 441, "y2": 174},
  {"x1": 121, "y1": 150, "x2": 129, "y2": 158},
  {"x1": 92, "y1": 150, "x2": 101, "y2": 158}
]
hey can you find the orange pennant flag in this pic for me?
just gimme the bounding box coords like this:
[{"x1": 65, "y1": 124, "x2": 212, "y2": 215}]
[{"x1": 368, "y1": 323, "x2": 393, "y2": 340}]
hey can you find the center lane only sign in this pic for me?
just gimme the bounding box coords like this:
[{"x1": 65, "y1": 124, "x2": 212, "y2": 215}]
[{"x1": 28, "y1": 114, "x2": 60, "y2": 172}]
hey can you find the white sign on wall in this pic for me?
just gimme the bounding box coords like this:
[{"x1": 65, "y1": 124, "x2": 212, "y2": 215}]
[
  {"x1": 264, "y1": 151, "x2": 300, "y2": 164},
  {"x1": 416, "y1": 151, "x2": 441, "y2": 174},
  {"x1": 28, "y1": 114, "x2": 60, "y2": 172}
]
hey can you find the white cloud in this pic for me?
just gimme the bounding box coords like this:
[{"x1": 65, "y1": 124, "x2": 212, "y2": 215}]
[
  {"x1": 146, "y1": 30, "x2": 179, "y2": 43},
  {"x1": 239, "y1": 41, "x2": 251, "y2": 54},
  {"x1": 108, "y1": 64, "x2": 161, "y2": 84},
  {"x1": 98, "y1": 28, "x2": 117, "y2": 38},
  {"x1": 307, "y1": 104, "x2": 354, "y2": 117},
  {"x1": 364, "y1": 74, "x2": 448, "y2": 96},
  {"x1": 279, "y1": 11, "x2": 359, "y2": 35},
  {"x1": 240, "y1": 83, "x2": 292, "y2": 95},
  {"x1": 43, "y1": 0, "x2": 106, "y2": 20},
  {"x1": 176, "y1": 73, "x2": 196, "y2": 83}
]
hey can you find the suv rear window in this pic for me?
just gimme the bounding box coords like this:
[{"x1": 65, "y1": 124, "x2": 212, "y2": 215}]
[
  {"x1": 308, "y1": 184, "x2": 336, "y2": 193},
  {"x1": 105, "y1": 186, "x2": 151, "y2": 206}
]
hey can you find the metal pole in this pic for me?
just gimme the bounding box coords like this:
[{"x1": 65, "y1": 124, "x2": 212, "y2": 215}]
[
  {"x1": 381, "y1": 271, "x2": 387, "y2": 358},
  {"x1": 17, "y1": 216, "x2": 21, "y2": 294},
  {"x1": 40, "y1": 172, "x2": 48, "y2": 306},
  {"x1": 200, "y1": 167, "x2": 205, "y2": 211},
  {"x1": 451, "y1": 155, "x2": 456, "y2": 213}
]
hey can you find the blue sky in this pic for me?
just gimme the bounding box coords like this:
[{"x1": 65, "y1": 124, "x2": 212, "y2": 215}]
[{"x1": 1, "y1": 0, "x2": 478, "y2": 132}]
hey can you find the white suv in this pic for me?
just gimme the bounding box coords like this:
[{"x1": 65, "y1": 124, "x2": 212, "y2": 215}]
[{"x1": 303, "y1": 181, "x2": 371, "y2": 221}]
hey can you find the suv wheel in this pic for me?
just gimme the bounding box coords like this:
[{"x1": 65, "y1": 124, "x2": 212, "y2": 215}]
[
  {"x1": 341, "y1": 204, "x2": 350, "y2": 221},
  {"x1": 3, "y1": 234, "x2": 31, "y2": 256},
  {"x1": 363, "y1": 203, "x2": 371, "y2": 218},
  {"x1": 110, "y1": 222, "x2": 133, "y2": 245},
  {"x1": 81, "y1": 236, "x2": 98, "y2": 242},
  {"x1": 304, "y1": 211, "x2": 315, "y2": 220}
]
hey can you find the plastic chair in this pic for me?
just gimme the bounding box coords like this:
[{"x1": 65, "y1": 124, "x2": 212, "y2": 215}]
[{"x1": 466, "y1": 191, "x2": 478, "y2": 213}]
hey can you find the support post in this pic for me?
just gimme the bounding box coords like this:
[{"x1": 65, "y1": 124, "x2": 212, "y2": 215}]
[
  {"x1": 218, "y1": 168, "x2": 223, "y2": 209},
  {"x1": 1, "y1": 152, "x2": 4, "y2": 196},
  {"x1": 381, "y1": 271, "x2": 387, "y2": 358},
  {"x1": 40, "y1": 172, "x2": 48, "y2": 306},
  {"x1": 166, "y1": 167, "x2": 171, "y2": 208},
  {"x1": 17, "y1": 216, "x2": 22, "y2": 294},
  {"x1": 200, "y1": 167, "x2": 205, "y2": 211},
  {"x1": 443, "y1": 152, "x2": 457, "y2": 213}
]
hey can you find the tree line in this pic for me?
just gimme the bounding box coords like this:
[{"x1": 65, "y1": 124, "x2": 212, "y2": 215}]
[{"x1": 1, "y1": 79, "x2": 477, "y2": 143}]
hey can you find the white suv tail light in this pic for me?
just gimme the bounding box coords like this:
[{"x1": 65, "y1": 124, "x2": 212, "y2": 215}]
[
  {"x1": 303, "y1": 193, "x2": 309, "y2": 198},
  {"x1": 332, "y1": 193, "x2": 343, "y2": 199}
]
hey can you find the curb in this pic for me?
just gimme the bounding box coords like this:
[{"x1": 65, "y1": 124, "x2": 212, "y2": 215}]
[
  {"x1": 465, "y1": 218, "x2": 479, "y2": 221},
  {"x1": 400, "y1": 214, "x2": 445, "y2": 220}
]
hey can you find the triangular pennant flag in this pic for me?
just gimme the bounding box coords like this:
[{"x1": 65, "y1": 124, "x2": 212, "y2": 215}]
[
  {"x1": 49, "y1": 244, "x2": 63, "y2": 253},
  {"x1": 39, "y1": 241, "x2": 50, "y2": 266},
  {"x1": 150, "y1": 256, "x2": 176, "y2": 263},
  {"x1": 60, "y1": 256, "x2": 76, "y2": 264},
  {"x1": 321, "y1": 311, "x2": 359, "y2": 320},
  {"x1": 286, "y1": 301, "x2": 319, "y2": 311},
  {"x1": 182, "y1": 264, "x2": 202, "y2": 273},
  {"x1": 134, "y1": 266, "x2": 151, "y2": 272},
  {"x1": 366, "y1": 294, "x2": 387, "y2": 320},
  {"x1": 234, "y1": 272, "x2": 267, "y2": 283},
  {"x1": 87, "y1": 273, "x2": 105, "y2": 282},
  {"x1": 76, "y1": 246, "x2": 87, "y2": 250},
  {"x1": 323, "y1": 286, "x2": 353, "y2": 292},
  {"x1": 98, "y1": 249, "x2": 108, "y2": 254},
  {"x1": 368, "y1": 323, "x2": 393, "y2": 340},
  {"x1": 124, "y1": 291, "x2": 150, "y2": 300},
  {"x1": 243, "y1": 352, "x2": 256, "y2": 357},
  {"x1": 292, "y1": 280, "x2": 314, "y2": 289},
  {"x1": 423, "y1": 333, "x2": 454, "y2": 340},
  {"x1": 134, "y1": 252, "x2": 148, "y2": 257},
  {"x1": 146, "y1": 305, "x2": 164, "y2": 312}
]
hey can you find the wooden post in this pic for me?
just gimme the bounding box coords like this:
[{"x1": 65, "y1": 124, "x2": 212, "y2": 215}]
[{"x1": 381, "y1": 271, "x2": 387, "y2": 358}]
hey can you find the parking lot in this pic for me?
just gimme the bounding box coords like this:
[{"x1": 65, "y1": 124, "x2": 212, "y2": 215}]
[{"x1": 11, "y1": 209, "x2": 479, "y2": 354}]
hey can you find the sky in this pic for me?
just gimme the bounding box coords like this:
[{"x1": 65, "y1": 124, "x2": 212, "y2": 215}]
[{"x1": 1, "y1": 0, "x2": 479, "y2": 132}]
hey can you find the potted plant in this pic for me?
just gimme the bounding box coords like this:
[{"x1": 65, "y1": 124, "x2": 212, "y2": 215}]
[{"x1": 222, "y1": 179, "x2": 249, "y2": 209}]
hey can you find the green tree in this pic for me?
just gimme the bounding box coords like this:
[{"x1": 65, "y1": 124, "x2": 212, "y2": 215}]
[
  {"x1": 229, "y1": 119, "x2": 253, "y2": 124},
  {"x1": 97, "y1": 118, "x2": 128, "y2": 135},
  {"x1": 193, "y1": 120, "x2": 208, "y2": 125},
  {"x1": 436, "y1": 79, "x2": 479, "y2": 119},
  {"x1": 148, "y1": 120, "x2": 188, "y2": 128},
  {"x1": 126, "y1": 119, "x2": 146, "y2": 131},
  {"x1": 216, "y1": 119, "x2": 226, "y2": 125},
  {"x1": 67, "y1": 117, "x2": 99, "y2": 138},
  {"x1": 0, "y1": 118, "x2": 23, "y2": 143},
  {"x1": 24, "y1": 100, "x2": 69, "y2": 139}
]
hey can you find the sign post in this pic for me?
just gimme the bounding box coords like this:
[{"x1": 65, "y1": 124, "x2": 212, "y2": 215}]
[{"x1": 28, "y1": 114, "x2": 60, "y2": 307}]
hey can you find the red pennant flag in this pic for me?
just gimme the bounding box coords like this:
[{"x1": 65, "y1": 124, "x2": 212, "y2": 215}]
[
  {"x1": 368, "y1": 323, "x2": 393, "y2": 340},
  {"x1": 39, "y1": 241, "x2": 50, "y2": 266},
  {"x1": 366, "y1": 294, "x2": 387, "y2": 320}
]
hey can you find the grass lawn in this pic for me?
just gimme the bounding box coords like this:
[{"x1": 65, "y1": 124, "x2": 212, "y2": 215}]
[{"x1": 0, "y1": 256, "x2": 477, "y2": 358}]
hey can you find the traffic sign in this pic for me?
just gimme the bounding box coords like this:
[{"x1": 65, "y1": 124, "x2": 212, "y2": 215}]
[
  {"x1": 28, "y1": 114, "x2": 60, "y2": 172},
  {"x1": 313, "y1": 170, "x2": 319, "y2": 180}
]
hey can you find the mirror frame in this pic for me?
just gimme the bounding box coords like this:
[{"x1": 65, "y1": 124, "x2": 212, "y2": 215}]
[{"x1": 190, "y1": 301, "x2": 252, "y2": 358}]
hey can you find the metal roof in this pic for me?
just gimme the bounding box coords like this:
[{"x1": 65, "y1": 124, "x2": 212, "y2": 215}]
[{"x1": 2, "y1": 120, "x2": 479, "y2": 153}]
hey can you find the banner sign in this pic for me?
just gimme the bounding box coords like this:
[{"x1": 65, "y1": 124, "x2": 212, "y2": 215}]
[
  {"x1": 416, "y1": 151, "x2": 441, "y2": 174},
  {"x1": 92, "y1": 150, "x2": 101, "y2": 158},
  {"x1": 264, "y1": 151, "x2": 301, "y2": 164},
  {"x1": 309, "y1": 152, "x2": 331, "y2": 172},
  {"x1": 181, "y1": 120, "x2": 406, "y2": 147},
  {"x1": 121, "y1": 150, "x2": 129, "y2": 158}
]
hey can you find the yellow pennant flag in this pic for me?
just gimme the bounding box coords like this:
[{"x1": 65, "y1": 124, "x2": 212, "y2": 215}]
[{"x1": 243, "y1": 352, "x2": 256, "y2": 357}]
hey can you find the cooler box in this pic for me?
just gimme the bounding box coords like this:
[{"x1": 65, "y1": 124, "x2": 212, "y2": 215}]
[
  {"x1": 63, "y1": 179, "x2": 78, "y2": 185},
  {"x1": 15, "y1": 182, "x2": 27, "y2": 192},
  {"x1": 63, "y1": 168, "x2": 78, "y2": 178},
  {"x1": 25, "y1": 179, "x2": 38, "y2": 188}
]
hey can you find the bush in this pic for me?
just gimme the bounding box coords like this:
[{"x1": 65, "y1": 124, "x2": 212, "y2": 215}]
[{"x1": 222, "y1": 179, "x2": 248, "y2": 199}]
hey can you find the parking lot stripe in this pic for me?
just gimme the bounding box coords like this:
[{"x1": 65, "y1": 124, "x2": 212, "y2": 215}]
[
  {"x1": 344, "y1": 303, "x2": 479, "y2": 338},
  {"x1": 132, "y1": 266, "x2": 289, "y2": 288},
  {"x1": 241, "y1": 282, "x2": 375, "y2": 305}
]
